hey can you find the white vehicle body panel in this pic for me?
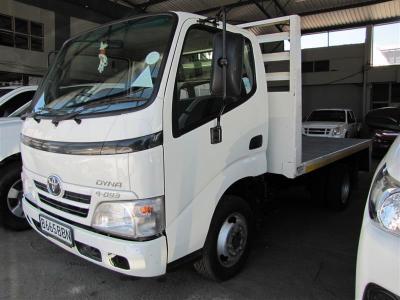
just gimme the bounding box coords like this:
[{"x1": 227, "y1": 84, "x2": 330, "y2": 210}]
[
  {"x1": 163, "y1": 17, "x2": 268, "y2": 262},
  {"x1": 356, "y1": 136, "x2": 400, "y2": 299},
  {"x1": 239, "y1": 15, "x2": 302, "y2": 179},
  {"x1": 0, "y1": 117, "x2": 23, "y2": 162}
]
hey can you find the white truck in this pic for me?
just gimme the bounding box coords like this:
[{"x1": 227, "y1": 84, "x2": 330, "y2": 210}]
[
  {"x1": 21, "y1": 12, "x2": 370, "y2": 280},
  {"x1": 303, "y1": 108, "x2": 360, "y2": 138}
]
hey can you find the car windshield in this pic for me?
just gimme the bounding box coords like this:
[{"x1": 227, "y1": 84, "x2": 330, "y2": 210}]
[
  {"x1": 307, "y1": 110, "x2": 346, "y2": 122},
  {"x1": 32, "y1": 14, "x2": 175, "y2": 117}
]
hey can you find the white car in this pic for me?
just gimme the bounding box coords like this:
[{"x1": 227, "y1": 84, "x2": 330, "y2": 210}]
[
  {"x1": 303, "y1": 109, "x2": 359, "y2": 138},
  {"x1": 0, "y1": 86, "x2": 37, "y2": 117},
  {"x1": 356, "y1": 112, "x2": 400, "y2": 299},
  {"x1": 0, "y1": 86, "x2": 37, "y2": 230}
]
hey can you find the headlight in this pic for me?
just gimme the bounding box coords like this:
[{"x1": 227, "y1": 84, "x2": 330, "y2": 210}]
[
  {"x1": 92, "y1": 197, "x2": 164, "y2": 239},
  {"x1": 332, "y1": 127, "x2": 344, "y2": 136},
  {"x1": 368, "y1": 164, "x2": 400, "y2": 235}
]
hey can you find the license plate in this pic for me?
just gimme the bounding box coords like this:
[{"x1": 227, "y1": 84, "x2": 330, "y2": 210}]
[{"x1": 39, "y1": 215, "x2": 74, "y2": 247}]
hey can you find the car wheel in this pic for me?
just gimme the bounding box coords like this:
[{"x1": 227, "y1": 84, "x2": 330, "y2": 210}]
[
  {"x1": 194, "y1": 195, "x2": 253, "y2": 281},
  {"x1": 326, "y1": 163, "x2": 351, "y2": 211},
  {"x1": 0, "y1": 161, "x2": 30, "y2": 230}
]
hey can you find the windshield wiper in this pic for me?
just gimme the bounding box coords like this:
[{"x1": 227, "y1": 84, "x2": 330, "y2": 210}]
[
  {"x1": 50, "y1": 97, "x2": 144, "y2": 126},
  {"x1": 22, "y1": 107, "x2": 61, "y2": 123}
]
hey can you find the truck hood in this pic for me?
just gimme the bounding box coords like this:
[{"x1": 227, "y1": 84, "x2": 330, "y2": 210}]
[
  {"x1": 20, "y1": 98, "x2": 163, "y2": 191},
  {"x1": 302, "y1": 121, "x2": 345, "y2": 128}
]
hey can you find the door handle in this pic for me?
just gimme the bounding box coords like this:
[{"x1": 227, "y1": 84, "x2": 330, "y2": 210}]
[{"x1": 249, "y1": 135, "x2": 263, "y2": 150}]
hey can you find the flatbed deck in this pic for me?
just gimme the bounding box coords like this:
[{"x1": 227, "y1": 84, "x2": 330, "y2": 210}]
[{"x1": 301, "y1": 136, "x2": 371, "y2": 174}]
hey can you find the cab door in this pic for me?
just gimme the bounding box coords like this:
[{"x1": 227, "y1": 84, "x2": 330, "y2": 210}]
[{"x1": 162, "y1": 19, "x2": 267, "y2": 262}]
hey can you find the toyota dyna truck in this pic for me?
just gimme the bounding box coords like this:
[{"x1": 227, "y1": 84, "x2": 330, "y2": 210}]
[{"x1": 21, "y1": 11, "x2": 370, "y2": 280}]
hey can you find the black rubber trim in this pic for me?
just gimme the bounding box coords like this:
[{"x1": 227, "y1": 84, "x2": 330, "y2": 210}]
[
  {"x1": 249, "y1": 135, "x2": 263, "y2": 150},
  {"x1": 363, "y1": 283, "x2": 400, "y2": 300},
  {"x1": 24, "y1": 197, "x2": 162, "y2": 242},
  {"x1": 21, "y1": 131, "x2": 163, "y2": 155},
  {"x1": 34, "y1": 180, "x2": 91, "y2": 204},
  {"x1": 38, "y1": 193, "x2": 88, "y2": 217},
  {"x1": 166, "y1": 249, "x2": 203, "y2": 272}
]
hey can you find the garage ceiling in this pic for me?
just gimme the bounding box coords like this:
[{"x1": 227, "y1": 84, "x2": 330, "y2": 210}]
[{"x1": 108, "y1": 0, "x2": 400, "y2": 33}]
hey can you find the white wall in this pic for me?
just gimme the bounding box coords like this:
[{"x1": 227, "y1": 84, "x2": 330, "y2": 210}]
[
  {"x1": 0, "y1": 0, "x2": 55, "y2": 76},
  {"x1": 301, "y1": 42, "x2": 400, "y2": 118},
  {"x1": 70, "y1": 17, "x2": 99, "y2": 37}
]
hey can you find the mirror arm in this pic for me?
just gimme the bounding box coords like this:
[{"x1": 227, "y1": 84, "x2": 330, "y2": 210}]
[{"x1": 211, "y1": 7, "x2": 227, "y2": 145}]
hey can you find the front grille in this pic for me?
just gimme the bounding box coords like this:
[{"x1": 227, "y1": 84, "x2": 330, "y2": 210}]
[
  {"x1": 35, "y1": 180, "x2": 47, "y2": 192},
  {"x1": 34, "y1": 180, "x2": 91, "y2": 204},
  {"x1": 305, "y1": 128, "x2": 331, "y2": 135},
  {"x1": 38, "y1": 193, "x2": 89, "y2": 217}
]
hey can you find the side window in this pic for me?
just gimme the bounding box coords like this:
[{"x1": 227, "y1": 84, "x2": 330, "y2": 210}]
[
  {"x1": 0, "y1": 90, "x2": 35, "y2": 117},
  {"x1": 172, "y1": 26, "x2": 256, "y2": 137}
]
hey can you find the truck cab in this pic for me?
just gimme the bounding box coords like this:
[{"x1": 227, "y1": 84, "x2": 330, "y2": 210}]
[{"x1": 21, "y1": 12, "x2": 370, "y2": 280}]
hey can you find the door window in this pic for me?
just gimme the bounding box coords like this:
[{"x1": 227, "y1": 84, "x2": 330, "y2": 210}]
[
  {"x1": 172, "y1": 26, "x2": 256, "y2": 137},
  {"x1": 0, "y1": 90, "x2": 35, "y2": 117}
]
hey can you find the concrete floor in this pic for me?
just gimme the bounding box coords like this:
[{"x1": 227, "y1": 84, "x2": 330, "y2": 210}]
[{"x1": 0, "y1": 163, "x2": 376, "y2": 300}]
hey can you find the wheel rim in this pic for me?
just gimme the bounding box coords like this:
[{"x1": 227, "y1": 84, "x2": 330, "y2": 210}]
[
  {"x1": 341, "y1": 174, "x2": 350, "y2": 205},
  {"x1": 217, "y1": 213, "x2": 248, "y2": 268},
  {"x1": 7, "y1": 179, "x2": 25, "y2": 219}
]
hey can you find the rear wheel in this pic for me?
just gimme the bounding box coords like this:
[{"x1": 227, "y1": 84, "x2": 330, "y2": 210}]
[
  {"x1": 0, "y1": 161, "x2": 30, "y2": 230},
  {"x1": 194, "y1": 195, "x2": 253, "y2": 281},
  {"x1": 326, "y1": 163, "x2": 351, "y2": 211}
]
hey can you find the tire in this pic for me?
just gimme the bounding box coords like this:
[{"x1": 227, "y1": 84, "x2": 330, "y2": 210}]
[
  {"x1": 326, "y1": 163, "x2": 351, "y2": 211},
  {"x1": 194, "y1": 195, "x2": 253, "y2": 281},
  {"x1": 308, "y1": 169, "x2": 328, "y2": 205},
  {"x1": 0, "y1": 161, "x2": 30, "y2": 230}
]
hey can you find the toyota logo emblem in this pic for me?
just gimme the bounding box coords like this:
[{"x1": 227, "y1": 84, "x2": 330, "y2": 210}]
[{"x1": 47, "y1": 175, "x2": 62, "y2": 196}]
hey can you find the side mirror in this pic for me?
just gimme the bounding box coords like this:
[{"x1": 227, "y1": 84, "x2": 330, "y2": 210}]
[
  {"x1": 210, "y1": 31, "x2": 244, "y2": 99},
  {"x1": 365, "y1": 107, "x2": 400, "y2": 131}
]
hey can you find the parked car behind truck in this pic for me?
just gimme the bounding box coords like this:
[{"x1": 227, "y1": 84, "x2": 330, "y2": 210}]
[
  {"x1": 356, "y1": 107, "x2": 400, "y2": 299},
  {"x1": 366, "y1": 107, "x2": 400, "y2": 156},
  {"x1": 303, "y1": 108, "x2": 360, "y2": 138},
  {"x1": 21, "y1": 13, "x2": 370, "y2": 280},
  {"x1": 0, "y1": 86, "x2": 37, "y2": 230}
]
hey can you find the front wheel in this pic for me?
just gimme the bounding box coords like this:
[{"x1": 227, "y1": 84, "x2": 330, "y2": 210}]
[
  {"x1": 194, "y1": 195, "x2": 253, "y2": 281},
  {"x1": 0, "y1": 161, "x2": 30, "y2": 230}
]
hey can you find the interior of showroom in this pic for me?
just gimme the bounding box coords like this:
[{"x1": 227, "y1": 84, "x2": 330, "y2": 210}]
[{"x1": 1, "y1": 1, "x2": 400, "y2": 299}]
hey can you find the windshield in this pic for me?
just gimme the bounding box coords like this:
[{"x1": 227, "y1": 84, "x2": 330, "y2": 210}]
[
  {"x1": 307, "y1": 110, "x2": 346, "y2": 122},
  {"x1": 32, "y1": 14, "x2": 175, "y2": 117}
]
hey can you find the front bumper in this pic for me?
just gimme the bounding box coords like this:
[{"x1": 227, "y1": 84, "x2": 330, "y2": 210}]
[
  {"x1": 23, "y1": 197, "x2": 168, "y2": 277},
  {"x1": 356, "y1": 209, "x2": 400, "y2": 300}
]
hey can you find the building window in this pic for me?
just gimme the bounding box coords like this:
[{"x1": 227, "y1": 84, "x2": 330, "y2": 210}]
[
  {"x1": 0, "y1": 13, "x2": 44, "y2": 52},
  {"x1": 371, "y1": 82, "x2": 400, "y2": 109},
  {"x1": 373, "y1": 22, "x2": 400, "y2": 66},
  {"x1": 15, "y1": 18, "x2": 28, "y2": 34},
  {"x1": 302, "y1": 60, "x2": 330, "y2": 73},
  {"x1": 0, "y1": 14, "x2": 12, "y2": 31},
  {"x1": 328, "y1": 28, "x2": 366, "y2": 47}
]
